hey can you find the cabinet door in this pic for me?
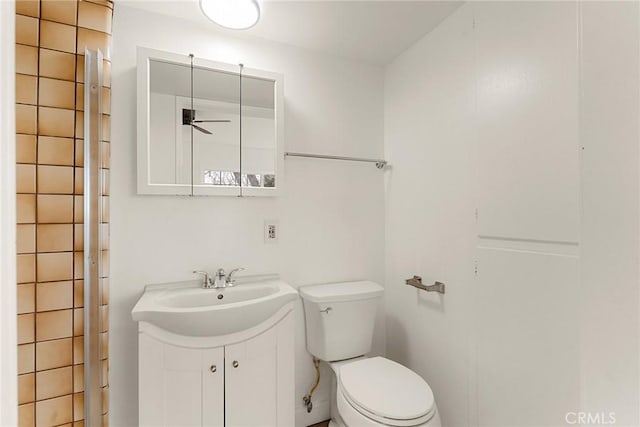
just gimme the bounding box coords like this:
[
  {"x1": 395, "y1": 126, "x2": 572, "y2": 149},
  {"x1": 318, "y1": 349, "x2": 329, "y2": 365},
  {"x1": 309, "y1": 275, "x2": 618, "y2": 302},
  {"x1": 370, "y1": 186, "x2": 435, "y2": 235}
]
[
  {"x1": 139, "y1": 333, "x2": 224, "y2": 426},
  {"x1": 225, "y1": 327, "x2": 278, "y2": 426}
]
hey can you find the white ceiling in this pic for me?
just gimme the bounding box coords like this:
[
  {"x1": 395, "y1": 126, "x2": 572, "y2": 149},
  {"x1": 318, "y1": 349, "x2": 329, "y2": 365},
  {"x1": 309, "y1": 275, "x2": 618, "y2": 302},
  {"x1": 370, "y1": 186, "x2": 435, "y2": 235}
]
[{"x1": 119, "y1": 1, "x2": 463, "y2": 65}]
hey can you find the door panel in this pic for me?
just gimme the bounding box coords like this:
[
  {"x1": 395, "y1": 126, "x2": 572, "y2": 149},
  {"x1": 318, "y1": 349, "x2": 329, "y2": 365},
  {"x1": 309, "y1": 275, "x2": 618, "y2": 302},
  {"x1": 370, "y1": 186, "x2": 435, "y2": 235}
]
[{"x1": 225, "y1": 327, "x2": 278, "y2": 426}]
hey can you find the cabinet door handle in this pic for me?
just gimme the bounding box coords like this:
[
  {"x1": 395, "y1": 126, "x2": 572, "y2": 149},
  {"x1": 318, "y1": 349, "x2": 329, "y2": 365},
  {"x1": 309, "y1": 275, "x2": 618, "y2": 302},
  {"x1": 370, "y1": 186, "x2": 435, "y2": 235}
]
[
  {"x1": 210, "y1": 365, "x2": 217, "y2": 373},
  {"x1": 232, "y1": 360, "x2": 239, "y2": 368}
]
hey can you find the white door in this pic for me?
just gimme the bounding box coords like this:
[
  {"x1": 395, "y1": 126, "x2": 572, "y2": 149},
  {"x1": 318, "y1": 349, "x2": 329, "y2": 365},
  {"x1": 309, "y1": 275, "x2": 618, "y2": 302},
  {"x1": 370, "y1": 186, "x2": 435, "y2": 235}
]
[{"x1": 225, "y1": 327, "x2": 278, "y2": 426}]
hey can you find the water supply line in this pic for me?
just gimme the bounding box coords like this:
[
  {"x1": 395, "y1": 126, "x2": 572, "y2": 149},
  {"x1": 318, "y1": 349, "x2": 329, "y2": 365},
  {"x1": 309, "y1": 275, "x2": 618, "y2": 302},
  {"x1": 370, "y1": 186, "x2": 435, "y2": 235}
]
[{"x1": 302, "y1": 357, "x2": 321, "y2": 413}]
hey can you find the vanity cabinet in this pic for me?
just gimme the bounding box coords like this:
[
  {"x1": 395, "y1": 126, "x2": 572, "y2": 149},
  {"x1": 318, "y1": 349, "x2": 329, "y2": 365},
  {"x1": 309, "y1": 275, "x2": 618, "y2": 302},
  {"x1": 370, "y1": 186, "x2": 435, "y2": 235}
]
[{"x1": 137, "y1": 305, "x2": 294, "y2": 426}]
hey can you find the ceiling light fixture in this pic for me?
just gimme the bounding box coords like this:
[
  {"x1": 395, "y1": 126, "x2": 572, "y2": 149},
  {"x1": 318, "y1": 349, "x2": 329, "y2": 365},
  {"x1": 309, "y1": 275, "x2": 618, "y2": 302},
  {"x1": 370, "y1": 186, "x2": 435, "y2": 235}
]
[{"x1": 199, "y1": 0, "x2": 261, "y2": 30}]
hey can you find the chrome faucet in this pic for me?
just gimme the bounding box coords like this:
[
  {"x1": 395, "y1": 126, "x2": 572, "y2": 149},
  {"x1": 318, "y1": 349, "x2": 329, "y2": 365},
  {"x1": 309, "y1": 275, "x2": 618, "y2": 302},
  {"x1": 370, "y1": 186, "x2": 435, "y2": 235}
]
[
  {"x1": 226, "y1": 267, "x2": 245, "y2": 287},
  {"x1": 193, "y1": 270, "x2": 214, "y2": 289},
  {"x1": 193, "y1": 268, "x2": 245, "y2": 289}
]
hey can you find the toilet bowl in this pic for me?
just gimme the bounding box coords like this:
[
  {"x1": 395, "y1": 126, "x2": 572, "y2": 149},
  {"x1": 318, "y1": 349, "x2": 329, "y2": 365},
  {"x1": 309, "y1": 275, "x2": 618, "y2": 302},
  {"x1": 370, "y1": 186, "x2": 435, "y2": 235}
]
[{"x1": 299, "y1": 281, "x2": 442, "y2": 427}]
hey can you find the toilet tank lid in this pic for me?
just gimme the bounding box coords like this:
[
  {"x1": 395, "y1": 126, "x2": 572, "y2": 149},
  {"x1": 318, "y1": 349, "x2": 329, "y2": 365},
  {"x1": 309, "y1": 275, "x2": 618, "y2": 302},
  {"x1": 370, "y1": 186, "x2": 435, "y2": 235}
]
[{"x1": 299, "y1": 281, "x2": 383, "y2": 303}]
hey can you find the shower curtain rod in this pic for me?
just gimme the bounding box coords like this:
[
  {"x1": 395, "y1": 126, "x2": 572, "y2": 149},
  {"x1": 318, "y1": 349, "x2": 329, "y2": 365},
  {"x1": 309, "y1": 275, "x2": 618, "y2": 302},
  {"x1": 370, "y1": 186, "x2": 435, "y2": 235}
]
[{"x1": 284, "y1": 151, "x2": 387, "y2": 169}]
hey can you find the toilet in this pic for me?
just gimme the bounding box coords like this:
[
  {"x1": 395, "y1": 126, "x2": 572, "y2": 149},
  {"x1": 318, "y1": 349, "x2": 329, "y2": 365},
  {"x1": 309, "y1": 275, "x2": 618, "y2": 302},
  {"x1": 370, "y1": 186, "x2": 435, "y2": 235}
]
[{"x1": 300, "y1": 281, "x2": 441, "y2": 427}]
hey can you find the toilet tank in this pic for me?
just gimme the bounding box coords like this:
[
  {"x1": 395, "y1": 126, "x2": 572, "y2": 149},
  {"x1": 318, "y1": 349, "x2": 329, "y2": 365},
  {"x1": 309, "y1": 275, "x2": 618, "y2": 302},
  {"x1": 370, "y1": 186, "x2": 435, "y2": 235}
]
[{"x1": 299, "y1": 281, "x2": 383, "y2": 362}]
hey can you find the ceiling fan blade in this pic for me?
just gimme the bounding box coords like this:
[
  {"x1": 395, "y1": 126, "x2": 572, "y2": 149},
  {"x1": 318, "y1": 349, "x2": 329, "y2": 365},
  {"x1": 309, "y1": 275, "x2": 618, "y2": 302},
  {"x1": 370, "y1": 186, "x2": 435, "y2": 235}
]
[
  {"x1": 191, "y1": 124, "x2": 213, "y2": 135},
  {"x1": 192, "y1": 120, "x2": 232, "y2": 123}
]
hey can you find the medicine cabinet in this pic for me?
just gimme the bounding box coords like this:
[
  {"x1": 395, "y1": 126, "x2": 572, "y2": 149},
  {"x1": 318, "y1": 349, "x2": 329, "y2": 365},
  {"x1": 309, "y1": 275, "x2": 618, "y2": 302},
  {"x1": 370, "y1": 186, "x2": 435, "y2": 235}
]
[{"x1": 137, "y1": 47, "x2": 284, "y2": 196}]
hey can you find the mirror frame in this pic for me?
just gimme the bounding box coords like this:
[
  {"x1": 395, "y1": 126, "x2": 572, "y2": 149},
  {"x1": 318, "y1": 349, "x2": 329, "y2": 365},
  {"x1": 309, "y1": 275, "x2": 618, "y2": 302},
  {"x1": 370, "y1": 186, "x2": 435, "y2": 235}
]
[{"x1": 136, "y1": 47, "x2": 285, "y2": 196}]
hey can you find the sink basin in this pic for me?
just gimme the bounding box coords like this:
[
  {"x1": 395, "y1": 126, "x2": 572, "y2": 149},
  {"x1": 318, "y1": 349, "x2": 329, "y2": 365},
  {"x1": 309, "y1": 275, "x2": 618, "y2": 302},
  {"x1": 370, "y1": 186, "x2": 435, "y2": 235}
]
[{"x1": 131, "y1": 278, "x2": 298, "y2": 337}]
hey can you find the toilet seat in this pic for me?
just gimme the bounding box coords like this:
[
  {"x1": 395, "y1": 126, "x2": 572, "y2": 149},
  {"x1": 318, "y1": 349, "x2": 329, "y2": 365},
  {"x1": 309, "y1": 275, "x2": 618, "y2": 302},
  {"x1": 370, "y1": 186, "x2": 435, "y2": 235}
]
[{"x1": 337, "y1": 357, "x2": 436, "y2": 426}]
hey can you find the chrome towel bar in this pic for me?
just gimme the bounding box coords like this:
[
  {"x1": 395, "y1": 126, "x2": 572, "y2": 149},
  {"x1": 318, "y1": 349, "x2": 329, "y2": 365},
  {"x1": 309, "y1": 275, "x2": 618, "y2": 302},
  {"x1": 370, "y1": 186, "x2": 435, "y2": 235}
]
[
  {"x1": 284, "y1": 151, "x2": 387, "y2": 169},
  {"x1": 405, "y1": 275, "x2": 445, "y2": 294}
]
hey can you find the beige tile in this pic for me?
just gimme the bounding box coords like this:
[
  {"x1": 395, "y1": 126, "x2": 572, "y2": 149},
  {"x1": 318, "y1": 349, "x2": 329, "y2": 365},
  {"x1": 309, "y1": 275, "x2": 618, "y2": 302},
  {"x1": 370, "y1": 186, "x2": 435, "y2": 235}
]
[
  {"x1": 73, "y1": 364, "x2": 83, "y2": 392},
  {"x1": 17, "y1": 254, "x2": 36, "y2": 284},
  {"x1": 78, "y1": 1, "x2": 112, "y2": 34},
  {"x1": 75, "y1": 56, "x2": 84, "y2": 84},
  {"x1": 100, "y1": 278, "x2": 108, "y2": 305},
  {"x1": 17, "y1": 134, "x2": 37, "y2": 164},
  {"x1": 38, "y1": 107, "x2": 75, "y2": 138},
  {"x1": 41, "y1": 0, "x2": 77, "y2": 25},
  {"x1": 101, "y1": 196, "x2": 109, "y2": 223},
  {"x1": 77, "y1": 28, "x2": 111, "y2": 60},
  {"x1": 75, "y1": 112, "x2": 83, "y2": 139},
  {"x1": 73, "y1": 337, "x2": 83, "y2": 365},
  {"x1": 36, "y1": 224, "x2": 73, "y2": 252},
  {"x1": 38, "y1": 136, "x2": 74, "y2": 166},
  {"x1": 35, "y1": 395, "x2": 72, "y2": 427},
  {"x1": 101, "y1": 169, "x2": 109, "y2": 196},
  {"x1": 37, "y1": 252, "x2": 72, "y2": 282},
  {"x1": 85, "y1": 0, "x2": 113, "y2": 9},
  {"x1": 17, "y1": 283, "x2": 35, "y2": 314},
  {"x1": 17, "y1": 194, "x2": 36, "y2": 224},
  {"x1": 37, "y1": 165, "x2": 74, "y2": 194},
  {"x1": 39, "y1": 49, "x2": 76, "y2": 81},
  {"x1": 100, "y1": 304, "x2": 108, "y2": 333},
  {"x1": 102, "y1": 387, "x2": 108, "y2": 417},
  {"x1": 75, "y1": 83, "x2": 84, "y2": 111},
  {"x1": 74, "y1": 139, "x2": 84, "y2": 167},
  {"x1": 36, "y1": 366, "x2": 72, "y2": 400},
  {"x1": 101, "y1": 359, "x2": 108, "y2": 387},
  {"x1": 36, "y1": 281, "x2": 73, "y2": 312},
  {"x1": 39, "y1": 78, "x2": 75, "y2": 110},
  {"x1": 18, "y1": 402, "x2": 35, "y2": 427},
  {"x1": 16, "y1": 164, "x2": 36, "y2": 194},
  {"x1": 73, "y1": 308, "x2": 83, "y2": 336},
  {"x1": 18, "y1": 343, "x2": 35, "y2": 374},
  {"x1": 40, "y1": 20, "x2": 76, "y2": 53},
  {"x1": 103, "y1": 59, "x2": 111, "y2": 88},
  {"x1": 101, "y1": 114, "x2": 110, "y2": 142},
  {"x1": 74, "y1": 167, "x2": 83, "y2": 195},
  {"x1": 36, "y1": 338, "x2": 72, "y2": 371},
  {"x1": 100, "y1": 224, "x2": 109, "y2": 250},
  {"x1": 74, "y1": 420, "x2": 85, "y2": 427},
  {"x1": 74, "y1": 196, "x2": 83, "y2": 223},
  {"x1": 100, "y1": 332, "x2": 108, "y2": 360},
  {"x1": 74, "y1": 280, "x2": 83, "y2": 308},
  {"x1": 73, "y1": 392, "x2": 84, "y2": 422},
  {"x1": 73, "y1": 252, "x2": 83, "y2": 280},
  {"x1": 37, "y1": 194, "x2": 73, "y2": 223},
  {"x1": 17, "y1": 224, "x2": 35, "y2": 254},
  {"x1": 16, "y1": 0, "x2": 40, "y2": 18},
  {"x1": 16, "y1": 44, "x2": 38, "y2": 76},
  {"x1": 18, "y1": 373, "x2": 34, "y2": 404},
  {"x1": 35, "y1": 309, "x2": 73, "y2": 341},
  {"x1": 16, "y1": 104, "x2": 36, "y2": 135},
  {"x1": 17, "y1": 313, "x2": 34, "y2": 344},
  {"x1": 15, "y1": 14, "x2": 39, "y2": 46},
  {"x1": 74, "y1": 224, "x2": 83, "y2": 251},
  {"x1": 16, "y1": 74, "x2": 37, "y2": 105},
  {"x1": 102, "y1": 87, "x2": 110, "y2": 115}
]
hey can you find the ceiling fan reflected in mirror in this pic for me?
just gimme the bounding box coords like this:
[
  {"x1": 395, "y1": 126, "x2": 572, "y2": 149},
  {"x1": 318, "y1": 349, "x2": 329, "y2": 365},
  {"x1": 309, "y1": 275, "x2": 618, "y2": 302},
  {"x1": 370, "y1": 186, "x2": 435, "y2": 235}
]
[{"x1": 182, "y1": 108, "x2": 231, "y2": 135}]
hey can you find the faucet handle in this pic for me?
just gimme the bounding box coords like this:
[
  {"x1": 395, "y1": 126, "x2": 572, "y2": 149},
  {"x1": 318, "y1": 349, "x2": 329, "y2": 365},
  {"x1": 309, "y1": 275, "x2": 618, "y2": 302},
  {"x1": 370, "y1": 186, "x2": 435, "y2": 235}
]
[
  {"x1": 226, "y1": 268, "x2": 245, "y2": 286},
  {"x1": 193, "y1": 270, "x2": 212, "y2": 288}
]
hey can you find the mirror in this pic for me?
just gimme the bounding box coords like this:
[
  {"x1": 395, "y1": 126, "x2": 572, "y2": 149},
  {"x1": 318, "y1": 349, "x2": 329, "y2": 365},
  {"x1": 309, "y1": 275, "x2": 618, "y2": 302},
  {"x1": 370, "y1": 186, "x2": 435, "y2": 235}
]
[{"x1": 137, "y1": 47, "x2": 284, "y2": 196}]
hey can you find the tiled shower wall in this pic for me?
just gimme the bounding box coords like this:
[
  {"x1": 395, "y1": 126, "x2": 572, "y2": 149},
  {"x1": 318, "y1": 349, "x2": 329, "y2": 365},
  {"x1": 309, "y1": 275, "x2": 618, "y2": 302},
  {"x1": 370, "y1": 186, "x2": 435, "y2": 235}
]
[{"x1": 15, "y1": 0, "x2": 112, "y2": 425}]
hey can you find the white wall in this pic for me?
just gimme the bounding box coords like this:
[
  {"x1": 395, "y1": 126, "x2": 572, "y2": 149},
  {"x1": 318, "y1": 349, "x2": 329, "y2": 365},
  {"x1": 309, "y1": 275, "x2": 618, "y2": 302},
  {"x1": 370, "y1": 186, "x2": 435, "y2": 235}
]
[
  {"x1": 385, "y1": 2, "x2": 639, "y2": 426},
  {"x1": 110, "y1": 6, "x2": 385, "y2": 427}
]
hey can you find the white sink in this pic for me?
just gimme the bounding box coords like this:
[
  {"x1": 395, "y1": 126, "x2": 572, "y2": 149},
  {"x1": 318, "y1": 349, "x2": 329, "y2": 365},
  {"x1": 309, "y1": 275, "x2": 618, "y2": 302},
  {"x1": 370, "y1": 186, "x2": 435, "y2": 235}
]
[{"x1": 131, "y1": 278, "x2": 298, "y2": 337}]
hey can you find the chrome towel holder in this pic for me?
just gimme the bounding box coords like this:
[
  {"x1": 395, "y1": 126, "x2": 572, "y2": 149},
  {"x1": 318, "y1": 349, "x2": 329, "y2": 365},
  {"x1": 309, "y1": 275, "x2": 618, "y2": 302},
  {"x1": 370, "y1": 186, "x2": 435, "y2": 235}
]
[
  {"x1": 405, "y1": 275, "x2": 445, "y2": 294},
  {"x1": 284, "y1": 151, "x2": 387, "y2": 169}
]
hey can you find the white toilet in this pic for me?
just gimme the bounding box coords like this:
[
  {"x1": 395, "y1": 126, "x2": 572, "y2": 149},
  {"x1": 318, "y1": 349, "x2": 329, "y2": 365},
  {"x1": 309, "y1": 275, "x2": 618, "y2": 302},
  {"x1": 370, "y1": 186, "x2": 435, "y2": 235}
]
[{"x1": 300, "y1": 281, "x2": 441, "y2": 427}]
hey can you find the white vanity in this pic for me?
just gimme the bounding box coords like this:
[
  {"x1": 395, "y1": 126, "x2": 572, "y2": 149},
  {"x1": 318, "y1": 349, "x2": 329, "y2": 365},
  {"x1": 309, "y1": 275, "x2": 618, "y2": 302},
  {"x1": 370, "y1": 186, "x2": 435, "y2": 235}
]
[{"x1": 132, "y1": 277, "x2": 297, "y2": 426}]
